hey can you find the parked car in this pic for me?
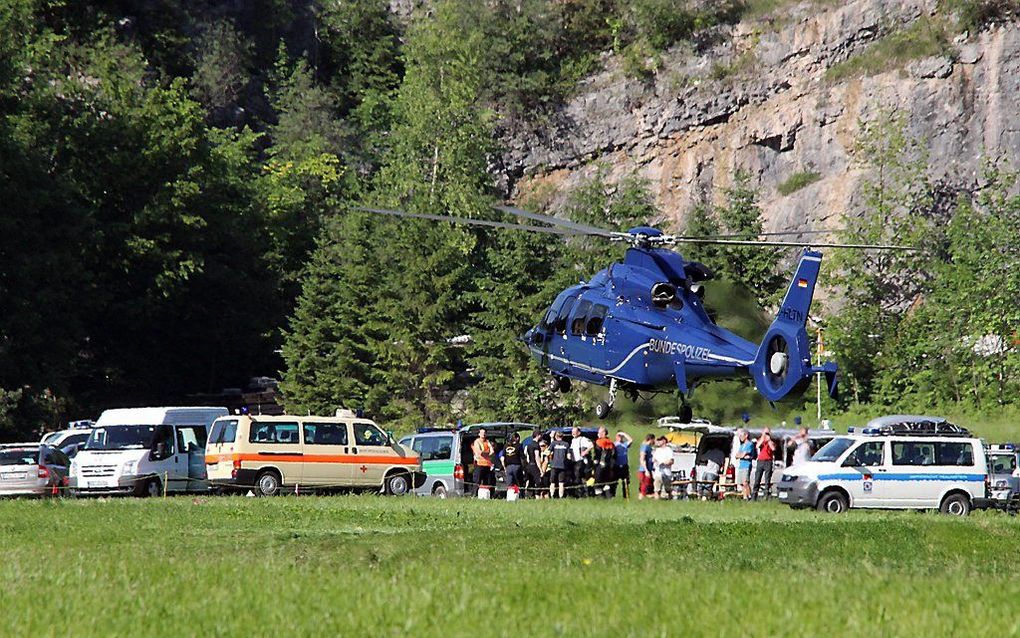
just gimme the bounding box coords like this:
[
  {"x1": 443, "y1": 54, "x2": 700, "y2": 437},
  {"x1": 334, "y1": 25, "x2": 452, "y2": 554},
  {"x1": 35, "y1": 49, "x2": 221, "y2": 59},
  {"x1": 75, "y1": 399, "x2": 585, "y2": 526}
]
[
  {"x1": 70, "y1": 406, "x2": 227, "y2": 497},
  {"x1": 985, "y1": 444, "x2": 1019, "y2": 503},
  {"x1": 40, "y1": 421, "x2": 95, "y2": 459},
  {"x1": 206, "y1": 411, "x2": 423, "y2": 496},
  {"x1": 400, "y1": 422, "x2": 538, "y2": 498},
  {"x1": 0, "y1": 444, "x2": 70, "y2": 496},
  {"x1": 778, "y1": 415, "x2": 990, "y2": 515}
]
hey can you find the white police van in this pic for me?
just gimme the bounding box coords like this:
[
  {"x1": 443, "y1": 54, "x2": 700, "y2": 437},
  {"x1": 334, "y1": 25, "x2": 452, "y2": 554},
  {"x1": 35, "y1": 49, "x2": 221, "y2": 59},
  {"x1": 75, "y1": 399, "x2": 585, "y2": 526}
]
[{"x1": 777, "y1": 415, "x2": 989, "y2": 516}]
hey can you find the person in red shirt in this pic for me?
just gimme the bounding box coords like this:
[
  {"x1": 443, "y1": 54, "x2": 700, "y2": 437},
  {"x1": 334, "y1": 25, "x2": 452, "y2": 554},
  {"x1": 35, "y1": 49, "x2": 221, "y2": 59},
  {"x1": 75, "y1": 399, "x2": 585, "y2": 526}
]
[
  {"x1": 751, "y1": 428, "x2": 776, "y2": 501},
  {"x1": 593, "y1": 426, "x2": 616, "y2": 498}
]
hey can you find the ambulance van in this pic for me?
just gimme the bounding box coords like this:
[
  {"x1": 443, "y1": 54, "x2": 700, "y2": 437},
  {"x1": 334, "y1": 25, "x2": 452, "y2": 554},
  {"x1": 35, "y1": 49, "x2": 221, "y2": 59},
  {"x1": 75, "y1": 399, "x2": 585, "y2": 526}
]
[
  {"x1": 204, "y1": 413, "x2": 424, "y2": 496},
  {"x1": 70, "y1": 406, "x2": 228, "y2": 497}
]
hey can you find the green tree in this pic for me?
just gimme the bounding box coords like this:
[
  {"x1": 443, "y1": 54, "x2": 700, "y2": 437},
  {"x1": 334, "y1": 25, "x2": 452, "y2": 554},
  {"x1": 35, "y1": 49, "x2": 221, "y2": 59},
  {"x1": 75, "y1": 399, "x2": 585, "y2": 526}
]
[{"x1": 825, "y1": 110, "x2": 939, "y2": 405}]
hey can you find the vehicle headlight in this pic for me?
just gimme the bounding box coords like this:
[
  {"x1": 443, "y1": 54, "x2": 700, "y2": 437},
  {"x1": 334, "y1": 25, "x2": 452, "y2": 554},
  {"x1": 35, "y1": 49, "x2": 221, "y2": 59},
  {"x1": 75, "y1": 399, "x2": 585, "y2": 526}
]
[
  {"x1": 781, "y1": 474, "x2": 798, "y2": 482},
  {"x1": 121, "y1": 460, "x2": 138, "y2": 475},
  {"x1": 996, "y1": 480, "x2": 1008, "y2": 488},
  {"x1": 70, "y1": 459, "x2": 79, "y2": 476}
]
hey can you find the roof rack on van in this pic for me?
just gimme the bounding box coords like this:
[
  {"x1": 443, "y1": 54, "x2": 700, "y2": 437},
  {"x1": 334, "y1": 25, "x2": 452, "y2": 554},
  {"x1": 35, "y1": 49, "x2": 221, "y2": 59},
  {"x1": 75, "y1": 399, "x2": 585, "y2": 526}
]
[
  {"x1": 852, "y1": 417, "x2": 971, "y2": 438},
  {"x1": 417, "y1": 426, "x2": 457, "y2": 434}
]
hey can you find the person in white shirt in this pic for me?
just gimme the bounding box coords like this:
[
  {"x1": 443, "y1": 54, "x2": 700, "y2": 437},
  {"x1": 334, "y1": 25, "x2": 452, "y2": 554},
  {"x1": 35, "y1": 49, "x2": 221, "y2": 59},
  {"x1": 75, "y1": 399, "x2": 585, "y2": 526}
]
[
  {"x1": 790, "y1": 427, "x2": 812, "y2": 466},
  {"x1": 652, "y1": 436, "x2": 674, "y2": 500},
  {"x1": 570, "y1": 426, "x2": 594, "y2": 496}
]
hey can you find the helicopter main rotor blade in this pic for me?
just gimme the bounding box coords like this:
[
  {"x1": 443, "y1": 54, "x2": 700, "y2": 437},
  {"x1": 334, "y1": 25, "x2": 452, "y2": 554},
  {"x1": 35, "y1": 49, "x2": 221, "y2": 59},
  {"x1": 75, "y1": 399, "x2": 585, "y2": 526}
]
[
  {"x1": 494, "y1": 205, "x2": 623, "y2": 239},
  {"x1": 356, "y1": 207, "x2": 581, "y2": 236},
  {"x1": 661, "y1": 236, "x2": 919, "y2": 251},
  {"x1": 701, "y1": 228, "x2": 849, "y2": 239}
]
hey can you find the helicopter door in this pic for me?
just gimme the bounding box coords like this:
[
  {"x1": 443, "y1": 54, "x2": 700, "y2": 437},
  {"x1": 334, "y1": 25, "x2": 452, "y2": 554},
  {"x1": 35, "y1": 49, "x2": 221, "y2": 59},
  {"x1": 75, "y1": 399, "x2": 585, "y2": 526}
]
[{"x1": 549, "y1": 297, "x2": 577, "y2": 373}]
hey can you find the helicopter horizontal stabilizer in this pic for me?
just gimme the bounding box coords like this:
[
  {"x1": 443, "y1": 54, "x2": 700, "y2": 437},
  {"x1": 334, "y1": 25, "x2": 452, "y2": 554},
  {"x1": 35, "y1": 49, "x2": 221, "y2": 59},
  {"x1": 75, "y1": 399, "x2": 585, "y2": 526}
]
[{"x1": 751, "y1": 250, "x2": 837, "y2": 401}]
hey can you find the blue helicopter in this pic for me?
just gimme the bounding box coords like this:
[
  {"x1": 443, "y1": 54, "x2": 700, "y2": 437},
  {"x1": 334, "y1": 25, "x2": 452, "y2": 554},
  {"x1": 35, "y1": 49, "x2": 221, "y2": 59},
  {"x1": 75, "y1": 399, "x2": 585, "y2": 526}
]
[{"x1": 360, "y1": 205, "x2": 913, "y2": 421}]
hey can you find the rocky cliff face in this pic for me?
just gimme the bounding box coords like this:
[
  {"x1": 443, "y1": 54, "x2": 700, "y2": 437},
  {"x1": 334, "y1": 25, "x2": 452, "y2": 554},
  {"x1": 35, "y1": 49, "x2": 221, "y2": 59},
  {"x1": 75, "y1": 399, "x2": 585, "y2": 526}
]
[{"x1": 499, "y1": 0, "x2": 1020, "y2": 234}]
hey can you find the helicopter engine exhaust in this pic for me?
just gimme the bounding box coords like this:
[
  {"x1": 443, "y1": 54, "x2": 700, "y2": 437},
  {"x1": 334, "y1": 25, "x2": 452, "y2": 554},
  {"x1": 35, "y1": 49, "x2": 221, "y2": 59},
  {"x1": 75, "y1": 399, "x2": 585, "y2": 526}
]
[{"x1": 650, "y1": 282, "x2": 676, "y2": 307}]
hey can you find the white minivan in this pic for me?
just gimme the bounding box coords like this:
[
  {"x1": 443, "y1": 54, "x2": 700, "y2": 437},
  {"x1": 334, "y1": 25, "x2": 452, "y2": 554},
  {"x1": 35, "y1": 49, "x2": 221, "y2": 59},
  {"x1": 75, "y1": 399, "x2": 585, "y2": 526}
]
[
  {"x1": 778, "y1": 416, "x2": 989, "y2": 515},
  {"x1": 70, "y1": 406, "x2": 227, "y2": 497}
]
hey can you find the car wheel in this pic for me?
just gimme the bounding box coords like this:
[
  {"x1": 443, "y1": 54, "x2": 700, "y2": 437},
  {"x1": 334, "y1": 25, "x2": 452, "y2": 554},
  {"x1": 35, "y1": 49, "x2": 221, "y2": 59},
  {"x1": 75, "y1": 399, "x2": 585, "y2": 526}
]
[
  {"x1": 386, "y1": 472, "x2": 411, "y2": 496},
  {"x1": 940, "y1": 493, "x2": 971, "y2": 516},
  {"x1": 433, "y1": 482, "x2": 448, "y2": 499},
  {"x1": 817, "y1": 490, "x2": 848, "y2": 514},
  {"x1": 137, "y1": 478, "x2": 162, "y2": 498},
  {"x1": 256, "y1": 471, "x2": 281, "y2": 497}
]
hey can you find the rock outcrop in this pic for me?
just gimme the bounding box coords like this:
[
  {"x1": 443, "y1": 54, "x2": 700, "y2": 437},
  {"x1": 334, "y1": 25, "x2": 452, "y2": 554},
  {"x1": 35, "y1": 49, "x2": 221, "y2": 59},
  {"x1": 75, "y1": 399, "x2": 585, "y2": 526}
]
[{"x1": 499, "y1": 0, "x2": 1020, "y2": 233}]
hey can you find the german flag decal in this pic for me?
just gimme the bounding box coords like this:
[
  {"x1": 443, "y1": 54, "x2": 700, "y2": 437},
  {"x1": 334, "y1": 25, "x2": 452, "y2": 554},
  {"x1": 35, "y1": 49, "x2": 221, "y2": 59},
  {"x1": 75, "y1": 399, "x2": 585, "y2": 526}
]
[{"x1": 797, "y1": 278, "x2": 809, "y2": 288}]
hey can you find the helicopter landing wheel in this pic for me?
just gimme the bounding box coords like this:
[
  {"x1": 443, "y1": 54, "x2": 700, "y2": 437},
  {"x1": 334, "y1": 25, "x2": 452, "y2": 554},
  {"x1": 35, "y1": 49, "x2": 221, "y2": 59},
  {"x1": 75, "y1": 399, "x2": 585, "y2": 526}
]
[
  {"x1": 595, "y1": 401, "x2": 612, "y2": 419},
  {"x1": 678, "y1": 404, "x2": 693, "y2": 424},
  {"x1": 546, "y1": 375, "x2": 571, "y2": 393}
]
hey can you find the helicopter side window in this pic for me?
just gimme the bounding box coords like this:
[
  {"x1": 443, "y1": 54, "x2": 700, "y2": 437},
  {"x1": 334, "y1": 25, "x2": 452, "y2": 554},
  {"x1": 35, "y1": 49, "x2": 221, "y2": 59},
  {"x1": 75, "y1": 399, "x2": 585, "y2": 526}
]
[
  {"x1": 586, "y1": 304, "x2": 608, "y2": 336},
  {"x1": 571, "y1": 300, "x2": 592, "y2": 335},
  {"x1": 553, "y1": 297, "x2": 576, "y2": 334}
]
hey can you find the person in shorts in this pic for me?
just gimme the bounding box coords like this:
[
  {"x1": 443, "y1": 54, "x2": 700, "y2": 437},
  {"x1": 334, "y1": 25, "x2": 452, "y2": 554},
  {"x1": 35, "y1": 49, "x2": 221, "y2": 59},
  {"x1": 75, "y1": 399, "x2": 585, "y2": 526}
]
[
  {"x1": 652, "y1": 436, "x2": 674, "y2": 499},
  {"x1": 638, "y1": 434, "x2": 655, "y2": 499},
  {"x1": 735, "y1": 428, "x2": 754, "y2": 500},
  {"x1": 549, "y1": 431, "x2": 570, "y2": 498},
  {"x1": 537, "y1": 438, "x2": 551, "y2": 498}
]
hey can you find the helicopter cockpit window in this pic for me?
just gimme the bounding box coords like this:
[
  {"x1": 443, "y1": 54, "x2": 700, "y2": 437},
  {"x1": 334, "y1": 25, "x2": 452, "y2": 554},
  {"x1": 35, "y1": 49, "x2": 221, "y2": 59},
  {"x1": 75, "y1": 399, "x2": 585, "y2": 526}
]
[
  {"x1": 586, "y1": 304, "x2": 608, "y2": 336},
  {"x1": 571, "y1": 300, "x2": 592, "y2": 335},
  {"x1": 554, "y1": 297, "x2": 576, "y2": 334}
]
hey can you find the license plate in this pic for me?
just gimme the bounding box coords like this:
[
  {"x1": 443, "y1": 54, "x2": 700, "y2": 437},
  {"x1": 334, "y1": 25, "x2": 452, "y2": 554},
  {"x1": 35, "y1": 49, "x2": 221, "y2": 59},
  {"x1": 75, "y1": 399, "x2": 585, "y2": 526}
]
[
  {"x1": 1, "y1": 472, "x2": 26, "y2": 480},
  {"x1": 87, "y1": 480, "x2": 107, "y2": 488},
  {"x1": 779, "y1": 490, "x2": 789, "y2": 499}
]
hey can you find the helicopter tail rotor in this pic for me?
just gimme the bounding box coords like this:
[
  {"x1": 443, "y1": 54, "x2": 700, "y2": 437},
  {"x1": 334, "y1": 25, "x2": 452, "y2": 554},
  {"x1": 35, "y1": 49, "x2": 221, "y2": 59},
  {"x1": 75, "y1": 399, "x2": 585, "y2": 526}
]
[{"x1": 752, "y1": 250, "x2": 837, "y2": 401}]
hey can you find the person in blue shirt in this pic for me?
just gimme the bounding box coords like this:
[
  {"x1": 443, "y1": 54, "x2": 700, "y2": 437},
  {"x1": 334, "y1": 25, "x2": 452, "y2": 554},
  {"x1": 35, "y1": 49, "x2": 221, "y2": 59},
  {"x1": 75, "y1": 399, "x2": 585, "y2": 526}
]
[
  {"x1": 613, "y1": 431, "x2": 633, "y2": 498},
  {"x1": 637, "y1": 434, "x2": 655, "y2": 500},
  {"x1": 736, "y1": 428, "x2": 755, "y2": 500}
]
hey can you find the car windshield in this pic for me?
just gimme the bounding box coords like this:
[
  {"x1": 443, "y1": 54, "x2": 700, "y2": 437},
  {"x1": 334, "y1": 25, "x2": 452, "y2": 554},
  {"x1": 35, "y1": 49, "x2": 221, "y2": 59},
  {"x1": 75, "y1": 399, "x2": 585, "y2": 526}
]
[
  {"x1": 0, "y1": 449, "x2": 38, "y2": 465},
  {"x1": 85, "y1": 425, "x2": 155, "y2": 450},
  {"x1": 813, "y1": 437, "x2": 855, "y2": 462},
  {"x1": 990, "y1": 454, "x2": 1017, "y2": 473}
]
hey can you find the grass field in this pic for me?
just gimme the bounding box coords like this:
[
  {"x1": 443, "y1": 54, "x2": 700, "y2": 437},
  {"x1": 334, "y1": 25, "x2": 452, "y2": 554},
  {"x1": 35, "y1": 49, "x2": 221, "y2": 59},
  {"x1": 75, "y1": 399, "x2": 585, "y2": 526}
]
[{"x1": 2, "y1": 496, "x2": 1020, "y2": 637}]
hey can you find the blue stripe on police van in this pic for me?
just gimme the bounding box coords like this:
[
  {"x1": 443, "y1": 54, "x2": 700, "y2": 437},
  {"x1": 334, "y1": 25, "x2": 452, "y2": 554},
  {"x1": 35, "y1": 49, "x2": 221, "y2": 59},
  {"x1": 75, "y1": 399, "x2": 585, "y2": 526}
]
[{"x1": 818, "y1": 473, "x2": 985, "y2": 482}]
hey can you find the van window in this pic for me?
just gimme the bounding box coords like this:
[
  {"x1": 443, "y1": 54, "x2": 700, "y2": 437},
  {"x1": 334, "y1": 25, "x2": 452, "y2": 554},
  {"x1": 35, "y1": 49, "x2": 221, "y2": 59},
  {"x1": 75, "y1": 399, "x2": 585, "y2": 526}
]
[
  {"x1": 843, "y1": 441, "x2": 884, "y2": 467},
  {"x1": 891, "y1": 441, "x2": 973, "y2": 466},
  {"x1": 413, "y1": 436, "x2": 454, "y2": 461},
  {"x1": 991, "y1": 454, "x2": 1017, "y2": 473},
  {"x1": 209, "y1": 420, "x2": 238, "y2": 444},
  {"x1": 250, "y1": 422, "x2": 300, "y2": 444},
  {"x1": 354, "y1": 422, "x2": 387, "y2": 446},
  {"x1": 177, "y1": 426, "x2": 207, "y2": 453},
  {"x1": 813, "y1": 437, "x2": 854, "y2": 462},
  {"x1": 935, "y1": 442, "x2": 974, "y2": 466},
  {"x1": 304, "y1": 422, "x2": 349, "y2": 446}
]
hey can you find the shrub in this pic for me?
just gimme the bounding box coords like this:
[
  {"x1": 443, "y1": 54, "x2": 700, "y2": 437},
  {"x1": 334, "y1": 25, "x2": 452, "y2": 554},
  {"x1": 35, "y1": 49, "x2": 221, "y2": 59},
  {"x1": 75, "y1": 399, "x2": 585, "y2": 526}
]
[{"x1": 777, "y1": 171, "x2": 822, "y2": 195}]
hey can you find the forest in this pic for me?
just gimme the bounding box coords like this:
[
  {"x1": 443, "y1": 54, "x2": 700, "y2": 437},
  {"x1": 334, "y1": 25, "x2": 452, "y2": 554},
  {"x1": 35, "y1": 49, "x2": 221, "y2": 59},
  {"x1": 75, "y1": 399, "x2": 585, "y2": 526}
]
[{"x1": 1, "y1": 0, "x2": 1018, "y2": 438}]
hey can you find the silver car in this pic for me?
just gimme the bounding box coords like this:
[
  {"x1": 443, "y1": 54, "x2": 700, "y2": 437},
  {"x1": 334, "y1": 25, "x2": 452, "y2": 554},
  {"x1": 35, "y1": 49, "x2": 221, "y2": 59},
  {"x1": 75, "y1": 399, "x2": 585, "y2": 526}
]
[
  {"x1": 0, "y1": 444, "x2": 71, "y2": 496},
  {"x1": 986, "y1": 446, "x2": 1019, "y2": 502}
]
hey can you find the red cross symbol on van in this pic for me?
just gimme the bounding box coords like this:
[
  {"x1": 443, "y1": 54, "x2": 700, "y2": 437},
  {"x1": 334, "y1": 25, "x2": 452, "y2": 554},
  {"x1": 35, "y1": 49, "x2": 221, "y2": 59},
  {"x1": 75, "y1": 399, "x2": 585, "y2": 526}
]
[{"x1": 359, "y1": 465, "x2": 368, "y2": 473}]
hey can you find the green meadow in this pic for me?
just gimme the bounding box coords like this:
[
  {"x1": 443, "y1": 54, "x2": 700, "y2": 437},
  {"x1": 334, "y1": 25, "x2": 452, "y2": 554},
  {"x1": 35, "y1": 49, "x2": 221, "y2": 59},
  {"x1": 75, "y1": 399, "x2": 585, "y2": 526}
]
[{"x1": 2, "y1": 496, "x2": 1019, "y2": 637}]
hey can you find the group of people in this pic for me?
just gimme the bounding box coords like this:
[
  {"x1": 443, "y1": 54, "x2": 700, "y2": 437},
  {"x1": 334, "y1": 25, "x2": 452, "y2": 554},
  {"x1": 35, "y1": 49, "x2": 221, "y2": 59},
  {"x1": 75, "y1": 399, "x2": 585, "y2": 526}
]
[
  {"x1": 469, "y1": 424, "x2": 817, "y2": 501},
  {"x1": 637, "y1": 426, "x2": 815, "y2": 501},
  {"x1": 470, "y1": 426, "x2": 633, "y2": 498}
]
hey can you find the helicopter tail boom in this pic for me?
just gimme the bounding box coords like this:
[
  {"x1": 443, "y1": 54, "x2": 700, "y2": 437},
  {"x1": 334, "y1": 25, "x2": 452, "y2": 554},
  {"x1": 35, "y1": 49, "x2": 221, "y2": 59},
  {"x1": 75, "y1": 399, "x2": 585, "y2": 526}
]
[{"x1": 751, "y1": 250, "x2": 837, "y2": 402}]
